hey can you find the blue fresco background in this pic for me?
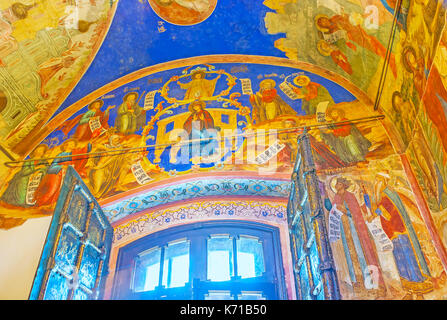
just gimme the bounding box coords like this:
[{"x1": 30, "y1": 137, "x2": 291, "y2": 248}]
[{"x1": 55, "y1": 0, "x2": 288, "y2": 116}]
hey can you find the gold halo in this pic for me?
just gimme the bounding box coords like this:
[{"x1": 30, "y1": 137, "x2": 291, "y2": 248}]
[
  {"x1": 330, "y1": 176, "x2": 357, "y2": 194},
  {"x1": 293, "y1": 75, "x2": 311, "y2": 87},
  {"x1": 317, "y1": 40, "x2": 332, "y2": 57},
  {"x1": 260, "y1": 79, "x2": 276, "y2": 88},
  {"x1": 315, "y1": 14, "x2": 331, "y2": 33}
]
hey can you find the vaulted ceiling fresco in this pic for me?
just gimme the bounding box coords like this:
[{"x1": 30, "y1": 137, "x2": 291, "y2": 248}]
[
  {"x1": 1, "y1": 0, "x2": 447, "y2": 300},
  {"x1": 0, "y1": 0, "x2": 118, "y2": 153}
]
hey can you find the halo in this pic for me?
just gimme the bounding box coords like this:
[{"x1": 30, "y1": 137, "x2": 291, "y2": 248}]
[
  {"x1": 260, "y1": 79, "x2": 276, "y2": 88},
  {"x1": 123, "y1": 91, "x2": 139, "y2": 101},
  {"x1": 329, "y1": 176, "x2": 357, "y2": 194},
  {"x1": 402, "y1": 46, "x2": 417, "y2": 73},
  {"x1": 31, "y1": 144, "x2": 49, "y2": 156},
  {"x1": 315, "y1": 14, "x2": 331, "y2": 33},
  {"x1": 317, "y1": 40, "x2": 332, "y2": 57},
  {"x1": 190, "y1": 67, "x2": 207, "y2": 78},
  {"x1": 188, "y1": 100, "x2": 206, "y2": 112},
  {"x1": 88, "y1": 99, "x2": 104, "y2": 110},
  {"x1": 293, "y1": 75, "x2": 311, "y2": 87}
]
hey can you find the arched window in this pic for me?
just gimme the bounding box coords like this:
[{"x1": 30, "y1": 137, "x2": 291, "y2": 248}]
[{"x1": 112, "y1": 220, "x2": 287, "y2": 300}]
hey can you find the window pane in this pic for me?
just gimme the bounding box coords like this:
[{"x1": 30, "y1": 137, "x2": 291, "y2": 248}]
[
  {"x1": 162, "y1": 239, "x2": 190, "y2": 288},
  {"x1": 207, "y1": 235, "x2": 234, "y2": 281},
  {"x1": 205, "y1": 290, "x2": 234, "y2": 300},
  {"x1": 238, "y1": 291, "x2": 266, "y2": 300},
  {"x1": 236, "y1": 236, "x2": 265, "y2": 279},
  {"x1": 133, "y1": 247, "x2": 161, "y2": 292}
]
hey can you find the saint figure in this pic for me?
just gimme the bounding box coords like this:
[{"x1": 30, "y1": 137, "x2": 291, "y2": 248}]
[
  {"x1": 320, "y1": 108, "x2": 371, "y2": 164},
  {"x1": 289, "y1": 75, "x2": 335, "y2": 116},
  {"x1": 332, "y1": 177, "x2": 386, "y2": 297},
  {"x1": 59, "y1": 100, "x2": 114, "y2": 141},
  {"x1": 115, "y1": 92, "x2": 146, "y2": 135},
  {"x1": 0, "y1": 144, "x2": 48, "y2": 207},
  {"x1": 249, "y1": 79, "x2": 297, "y2": 123},
  {"x1": 177, "y1": 69, "x2": 221, "y2": 100},
  {"x1": 372, "y1": 173, "x2": 433, "y2": 299}
]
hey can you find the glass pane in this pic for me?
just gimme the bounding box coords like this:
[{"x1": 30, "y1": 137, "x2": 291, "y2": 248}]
[
  {"x1": 43, "y1": 270, "x2": 69, "y2": 300},
  {"x1": 205, "y1": 290, "x2": 234, "y2": 300},
  {"x1": 73, "y1": 289, "x2": 89, "y2": 300},
  {"x1": 133, "y1": 247, "x2": 161, "y2": 292},
  {"x1": 236, "y1": 236, "x2": 265, "y2": 279},
  {"x1": 162, "y1": 239, "x2": 190, "y2": 288},
  {"x1": 207, "y1": 235, "x2": 234, "y2": 281},
  {"x1": 67, "y1": 191, "x2": 88, "y2": 231},
  {"x1": 54, "y1": 227, "x2": 80, "y2": 275},
  {"x1": 78, "y1": 244, "x2": 101, "y2": 290},
  {"x1": 238, "y1": 291, "x2": 266, "y2": 300}
]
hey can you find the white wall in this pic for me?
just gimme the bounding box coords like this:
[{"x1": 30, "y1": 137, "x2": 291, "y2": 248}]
[{"x1": 0, "y1": 216, "x2": 52, "y2": 300}]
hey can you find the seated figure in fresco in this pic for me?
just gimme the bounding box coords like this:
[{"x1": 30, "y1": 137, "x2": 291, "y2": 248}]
[
  {"x1": 34, "y1": 139, "x2": 92, "y2": 206},
  {"x1": 332, "y1": 177, "x2": 386, "y2": 298},
  {"x1": 183, "y1": 100, "x2": 215, "y2": 135},
  {"x1": 88, "y1": 135, "x2": 130, "y2": 198},
  {"x1": 0, "y1": 144, "x2": 48, "y2": 208},
  {"x1": 315, "y1": 13, "x2": 397, "y2": 78},
  {"x1": 278, "y1": 118, "x2": 300, "y2": 168},
  {"x1": 402, "y1": 46, "x2": 427, "y2": 99},
  {"x1": 176, "y1": 68, "x2": 222, "y2": 101},
  {"x1": 172, "y1": 100, "x2": 219, "y2": 163},
  {"x1": 249, "y1": 79, "x2": 297, "y2": 123},
  {"x1": 320, "y1": 108, "x2": 371, "y2": 164},
  {"x1": 389, "y1": 91, "x2": 416, "y2": 147},
  {"x1": 317, "y1": 40, "x2": 353, "y2": 75},
  {"x1": 58, "y1": 99, "x2": 115, "y2": 142},
  {"x1": 289, "y1": 75, "x2": 335, "y2": 116},
  {"x1": 115, "y1": 92, "x2": 146, "y2": 135},
  {"x1": 371, "y1": 172, "x2": 434, "y2": 299},
  {"x1": 0, "y1": 3, "x2": 35, "y2": 63}
]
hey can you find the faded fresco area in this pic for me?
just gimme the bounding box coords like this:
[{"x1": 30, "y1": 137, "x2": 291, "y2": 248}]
[{"x1": 0, "y1": 0, "x2": 117, "y2": 156}]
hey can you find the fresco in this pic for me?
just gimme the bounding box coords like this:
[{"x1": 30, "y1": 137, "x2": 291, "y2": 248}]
[
  {"x1": 147, "y1": 0, "x2": 217, "y2": 25},
  {"x1": 321, "y1": 154, "x2": 447, "y2": 299},
  {"x1": 0, "y1": 0, "x2": 117, "y2": 156},
  {"x1": 405, "y1": 27, "x2": 447, "y2": 255},
  {"x1": 263, "y1": 0, "x2": 398, "y2": 93},
  {"x1": 0, "y1": 0, "x2": 446, "y2": 301},
  {"x1": 0, "y1": 62, "x2": 397, "y2": 229}
]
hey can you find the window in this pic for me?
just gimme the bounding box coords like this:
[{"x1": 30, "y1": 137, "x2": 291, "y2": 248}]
[
  {"x1": 162, "y1": 239, "x2": 190, "y2": 288},
  {"x1": 133, "y1": 239, "x2": 190, "y2": 292},
  {"x1": 115, "y1": 221, "x2": 286, "y2": 300},
  {"x1": 237, "y1": 236, "x2": 265, "y2": 279},
  {"x1": 133, "y1": 247, "x2": 161, "y2": 292},
  {"x1": 205, "y1": 290, "x2": 234, "y2": 300},
  {"x1": 207, "y1": 235, "x2": 265, "y2": 281},
  {"x1": 207, "y1": 235, "x2": 234, "y2": 281}
]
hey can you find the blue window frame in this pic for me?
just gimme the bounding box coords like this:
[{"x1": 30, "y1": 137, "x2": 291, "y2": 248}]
[{"x1": 112, "y1": 220, "x2": 287, "y2": 300}]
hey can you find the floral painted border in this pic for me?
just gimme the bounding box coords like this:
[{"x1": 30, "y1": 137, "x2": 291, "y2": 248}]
[{"x1": 113, "y1": 200, "x2": 288, "y2": 244}]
